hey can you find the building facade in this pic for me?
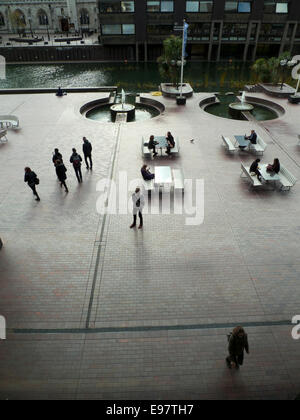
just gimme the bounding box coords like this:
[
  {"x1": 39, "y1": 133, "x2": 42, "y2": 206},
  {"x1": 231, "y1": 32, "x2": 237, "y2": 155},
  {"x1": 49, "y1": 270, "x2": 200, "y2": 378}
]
[
  {"x1": 0, "y1": 0, "x2": 99, "y2": 35},
  {"x1": 97, "y1": 0, "x2": 300, "y2": 61}
]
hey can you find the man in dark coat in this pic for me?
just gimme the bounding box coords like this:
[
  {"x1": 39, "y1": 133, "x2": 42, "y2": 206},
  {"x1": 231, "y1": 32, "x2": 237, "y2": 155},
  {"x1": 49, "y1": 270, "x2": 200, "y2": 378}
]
[
  {"x1": 245, "y1": 130, "x2": 257, "y2": 144},
  {"x1": 24, "y1": 167, "x2": 40, "y2": 201},
  {"x1": 70, "y1": 148, "x2": 83, "y2": 183},
  {"x1": 148, "y1": 135, "x2": 158, "y2": 157},
  {"x1": 226, "y1": 326, "x2": 249, "y2": 369},
  {"x1": 165, "y1": 131, "x2": 175, "y2": 155},
  {"x1": 141, "y1": 165, "x2": 154, "y2": 180},
  {"x1": 82, "y1": 137, "x2": 93, "y2": 170},
  {"x1": 55, "y1": 160, "x2": 68, "y2": 192}
]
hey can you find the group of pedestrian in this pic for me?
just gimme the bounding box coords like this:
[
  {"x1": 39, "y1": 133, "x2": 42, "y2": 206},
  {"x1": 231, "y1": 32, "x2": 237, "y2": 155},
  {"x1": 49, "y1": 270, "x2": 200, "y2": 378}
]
[{"x1": 24, "y1": 137, "x2": 93, "y2": 200}]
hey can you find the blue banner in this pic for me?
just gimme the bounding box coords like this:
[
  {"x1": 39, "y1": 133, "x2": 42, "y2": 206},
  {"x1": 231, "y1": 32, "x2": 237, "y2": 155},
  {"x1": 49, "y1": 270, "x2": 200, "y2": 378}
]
[{"x1": 183, "y1": 22, "x2": 189, "y2": 58}]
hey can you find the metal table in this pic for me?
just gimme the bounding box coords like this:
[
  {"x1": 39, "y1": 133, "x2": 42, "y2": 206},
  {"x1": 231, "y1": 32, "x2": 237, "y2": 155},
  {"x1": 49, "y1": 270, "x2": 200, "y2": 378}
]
[
  {"x1": 259, "y1": 164, "x2": 280, "y2": 181},
  {"x1": 154, "y1": 166, "x2": 173, "y2": 188},
  {"x1": 234, "y1": 135, "x2": 250, "y2": 148},
  {"x1": 154, "y1": 136, "x2": 168, "y2": 155}
]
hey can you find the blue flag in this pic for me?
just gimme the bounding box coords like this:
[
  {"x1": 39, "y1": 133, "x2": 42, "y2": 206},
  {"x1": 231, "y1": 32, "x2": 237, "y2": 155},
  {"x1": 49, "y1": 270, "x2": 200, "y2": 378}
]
[{"x1": 183, "y1": 22, "x2": 189, "y2": 58}]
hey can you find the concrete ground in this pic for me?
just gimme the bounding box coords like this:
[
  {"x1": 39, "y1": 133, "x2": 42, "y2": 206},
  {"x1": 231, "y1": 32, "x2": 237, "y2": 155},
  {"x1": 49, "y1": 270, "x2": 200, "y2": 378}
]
[{"x1": 0, "y1": 91, "x2": 299, "y2": 400}]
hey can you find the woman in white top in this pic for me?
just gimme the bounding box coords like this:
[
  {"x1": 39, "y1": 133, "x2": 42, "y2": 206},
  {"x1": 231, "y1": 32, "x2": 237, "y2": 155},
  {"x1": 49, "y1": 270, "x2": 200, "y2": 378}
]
[{"x1": 130, "y1": 187, "x2": 145, "y2": 229}]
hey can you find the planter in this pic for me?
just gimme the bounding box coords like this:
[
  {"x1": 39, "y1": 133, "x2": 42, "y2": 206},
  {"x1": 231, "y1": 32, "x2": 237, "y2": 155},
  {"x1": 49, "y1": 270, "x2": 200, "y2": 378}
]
[
  {"x1": 288, "y1": 95, "x2": 300, "y2": 104},
  {"x1": 176, "y1": 96, "x2": 186, "y2": 105}
]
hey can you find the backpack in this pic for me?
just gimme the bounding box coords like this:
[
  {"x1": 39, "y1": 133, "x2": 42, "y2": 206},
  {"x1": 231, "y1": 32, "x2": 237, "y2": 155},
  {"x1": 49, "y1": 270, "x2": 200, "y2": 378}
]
[{"x1": 72, "y1": 154, "x2": 81, "y2": 167}]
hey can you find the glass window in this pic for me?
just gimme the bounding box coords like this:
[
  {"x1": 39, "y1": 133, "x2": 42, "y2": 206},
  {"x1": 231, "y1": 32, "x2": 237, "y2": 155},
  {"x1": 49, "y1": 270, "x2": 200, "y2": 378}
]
[
  {"x1": 147, "y1": 1, "x2": 160, "y2": 12},
  {"x1": 0, "y1": 14, "x2": 4, "y2": 26},
  {"x1": 121, "y1": 1, "x2": 135, "y2": 12},
  {"x1": 122, "y1": 24, "x2": 135, "y2": 34},
  {"x1": 238, "y1": 2, "x2": 251, "y2": 12},
  {"x1": 199, "y1": 1, "x2": 213, "y2": 12},
  {"x1": 225, "y1": 2, "x2": 238, "y2": 12},
  {"x1": 276, "y1": 3, "x2": 288, "y2": 13},
  {"x1": 102, "y1": 24, "x2": 122, "y2": 34},
  {"x1": 186, "y1": 1, "x2": 199, "y2": 12},
  {"x1": 161, "y1": 1, "x2": 174, "y2": 12},
  {"x1": 147, "y1": 24, "x2": 173, "y2": 34}
]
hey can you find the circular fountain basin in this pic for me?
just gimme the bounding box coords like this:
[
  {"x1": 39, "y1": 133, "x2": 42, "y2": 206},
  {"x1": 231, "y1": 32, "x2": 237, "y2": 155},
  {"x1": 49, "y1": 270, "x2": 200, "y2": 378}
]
[
  {"x1": 229, "y1": 102, "x2": 254, "y2": 118},
  {"x1": 110, "y1": 103, "x2": 136, "y2": 121}
]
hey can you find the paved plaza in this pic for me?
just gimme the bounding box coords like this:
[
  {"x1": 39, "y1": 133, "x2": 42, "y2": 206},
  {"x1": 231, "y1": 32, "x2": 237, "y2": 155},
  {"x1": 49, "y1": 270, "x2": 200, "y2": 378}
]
[{"x1": 0, "y1": 91, "x2": 299, "y2": 400}]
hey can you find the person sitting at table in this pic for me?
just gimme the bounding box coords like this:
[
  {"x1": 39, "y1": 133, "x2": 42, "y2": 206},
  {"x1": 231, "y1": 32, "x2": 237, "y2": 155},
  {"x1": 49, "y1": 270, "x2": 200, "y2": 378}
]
[
  {"x1": 141, "y1": 164, "x2": 155, "y2": 180},
  {"x1": 148, "y1": 135, "x2": 158, "y2": 157},
  {"x1": 245, "y1": 130, "x2": 257, "y2": 144},
  {"x1": 166, "y1": 131, "x2": 175, "y2": 155},
  {"x1": 266, "y1": 158, "x2": 280, "y2": 174},
  {"x1": 250, "y1": 158, "x2": 262, "y2": 181}
]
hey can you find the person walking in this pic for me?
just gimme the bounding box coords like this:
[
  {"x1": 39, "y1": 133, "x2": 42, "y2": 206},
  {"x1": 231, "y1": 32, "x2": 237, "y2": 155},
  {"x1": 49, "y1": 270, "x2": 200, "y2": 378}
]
[
  {"x1": 24, "y1": 167, "x2": 40, "y2": 201},
  {"x1": 82, "y1": 137, "x2": 93, "y2": 170},
  {"x1": 52, "y1": 148, "x2": 63, "y2": 179},
  {"x1": 226, "y1": 326, "x2": 249, "y2": 369},
  {"x1": 52, "y1": 148, "x2": 63, "y2": 165},
  {"x1": 55, "y1": 159, "x2": 68, "y2": 192},
  {"x1": 70, "y1": 148, "x2": 83, "y2": 183},
  {"x1": 130, "y1": 187, "x2": 145, "y2": 229}
]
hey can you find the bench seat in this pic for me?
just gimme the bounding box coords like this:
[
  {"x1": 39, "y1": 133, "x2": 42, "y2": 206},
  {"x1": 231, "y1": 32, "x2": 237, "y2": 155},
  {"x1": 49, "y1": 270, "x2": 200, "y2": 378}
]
[
  {"x1": 240, "y1": 163, "x2": 262, "y2": 187},
  {"x1": 278, "y1": 165, "x2": 297, "y2": 191},
  {"x1": 222, "y1": 135, "x2": 236, "y2": 152},
  {"x1": 172, "y1": 169, "x2": 184, "y2": 191}
]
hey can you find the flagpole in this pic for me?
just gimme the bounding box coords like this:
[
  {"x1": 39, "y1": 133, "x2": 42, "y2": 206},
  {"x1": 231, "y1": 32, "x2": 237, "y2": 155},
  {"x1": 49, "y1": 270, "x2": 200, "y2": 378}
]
[{"x1": 180, "y1": 19, "x2": 185, "y2": 98}]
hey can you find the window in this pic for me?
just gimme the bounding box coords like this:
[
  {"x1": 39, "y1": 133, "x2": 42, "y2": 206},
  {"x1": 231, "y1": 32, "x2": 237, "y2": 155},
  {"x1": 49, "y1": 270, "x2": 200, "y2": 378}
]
[
  {"x1": 0, "y1": 13, "x2": 4, "y2": 26},
  {"x1": 264, "y1": 1, "x2": 289, "y2": 14},
  {"x1": 259, "y1": 23, "x2": 284, "y2": 41},
  {"x1": 79, "y1": 9, "x2": 89, "y2": 25},
  {"x1": 186, "y1": 1, "x2": 199, "y2": 12},
  {"x1": 225, "y1": 1, "x2": 251, "y2": 13},
  {"x1": 238, "y1": 2, "x2": 251, "y2": 12},
  {"x1": 222, "y1": 23, "x2": 248, "y2": 40},
  {"x1": 186, "y1": 1, "x2": 213, "y2": 12},
  {"x1": 101, "y1": 24, "x2": 135, "y2": 34},
  {"x1": 276, "y1": 3, "x2": 288, "y2": 13},
  {"x1": 147, "y1": 24, "x2": 173, "y2": 34},
  {"x1": 99, "y1": 1, "x2": 135, "y2": 13},
  {"x1": 122, "y1": 24, "x2": 135, "y2": 34},
  {"x1": 161, "y1": 1, "x2": 174, "y2": 12},
  {"x1": 147, "y1": 1, "x2": 174, "y2": 12},
  {"x1": 188, "y1": 22, "x2": 211, "y2": 40}
]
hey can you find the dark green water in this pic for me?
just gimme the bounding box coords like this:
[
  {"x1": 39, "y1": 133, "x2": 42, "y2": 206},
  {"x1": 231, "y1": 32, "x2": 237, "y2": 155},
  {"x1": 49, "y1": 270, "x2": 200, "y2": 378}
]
[
  {"x1": 205, "y1": 94, "x2": 277, "y2": 121},
  {"x1": 86, "y1": 102, "x2": 160, "y2": 123},
  {"x1": 0, "y1": 62, "x2": 255, "y2": 93}
]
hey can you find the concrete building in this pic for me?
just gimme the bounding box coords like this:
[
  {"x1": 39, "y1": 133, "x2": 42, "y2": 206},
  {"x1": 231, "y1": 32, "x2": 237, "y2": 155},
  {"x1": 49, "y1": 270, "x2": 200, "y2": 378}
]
[
  {"x1": 97, "y1": 0, "x2": 300, "y2": 61},
  {"x1": 0, "y1": 0, "x2": 99, "y2": 35}
]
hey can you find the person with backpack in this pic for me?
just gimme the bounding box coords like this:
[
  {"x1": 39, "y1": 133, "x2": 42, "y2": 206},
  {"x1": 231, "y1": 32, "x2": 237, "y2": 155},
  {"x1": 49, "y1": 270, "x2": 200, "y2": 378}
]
[
  {"x1": 24, "y1": 167, "x2": 40, "y2": 201},
  {"x1": 226, "y1": 326, "x2": 249, "y2": 369},
  {"x1": 70, "y1": 148, "x2": 83, "y2": 183},
  {"x1": 55, "y1": 160, "x2": 68, "y2": 193},
  {"x1": 82, "y1": 137, "x2": 93, "y2": 170}
]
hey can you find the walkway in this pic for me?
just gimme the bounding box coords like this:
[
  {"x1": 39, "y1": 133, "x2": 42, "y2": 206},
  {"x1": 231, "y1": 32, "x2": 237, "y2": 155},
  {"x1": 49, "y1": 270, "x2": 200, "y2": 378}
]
[{"x1": 0, "y1": 91, "x2": 299, "y2": 399}]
